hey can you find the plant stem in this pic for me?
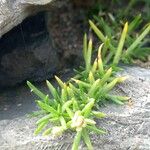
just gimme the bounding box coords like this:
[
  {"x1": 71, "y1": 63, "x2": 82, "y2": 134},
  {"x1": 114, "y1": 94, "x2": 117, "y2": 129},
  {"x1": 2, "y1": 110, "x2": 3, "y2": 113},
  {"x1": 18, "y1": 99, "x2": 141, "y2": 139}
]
[
  {"x1": 72, "y1": 130, "x2": 82, "y2": 150},
  {"x1": 82, "y1": 129, "x2": 93, "y2": 150}
]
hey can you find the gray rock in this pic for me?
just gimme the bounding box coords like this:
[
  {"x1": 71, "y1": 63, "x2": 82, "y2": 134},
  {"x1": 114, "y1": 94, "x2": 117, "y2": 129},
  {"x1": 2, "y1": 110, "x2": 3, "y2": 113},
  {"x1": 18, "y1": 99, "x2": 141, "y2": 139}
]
[
  {"x1": 0, "y1": 35, "x2": 59, "y2": 88},
  {"x1": 0, "y1": 0, "x2": 54, "y2": 37},
  {"x1": 0, "y1": 0, "x2": 86, "y2": 88},
  {"x1": 0, "y1": 66, "x2": 150, "y2": 150}
]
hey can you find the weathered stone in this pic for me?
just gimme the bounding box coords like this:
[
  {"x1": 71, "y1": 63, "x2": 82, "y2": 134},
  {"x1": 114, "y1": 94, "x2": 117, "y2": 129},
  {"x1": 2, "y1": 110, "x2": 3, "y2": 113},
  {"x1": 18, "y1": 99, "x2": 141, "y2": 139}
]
[
  {"x1": 0, "y1": 66, "x2": 150, "y2": 149},
  {"x1": 46, "y1": 0, "x2": 87, "y2": 68},
  {"x1": 0, "y1": 0, "x2": 54, "y2": 37},
  {"x1": 0, "y1": 0, "x2": 87, "y2": 88},
  {"x1": 0, "y1": 11, "x2": 59, "y2": 88}
]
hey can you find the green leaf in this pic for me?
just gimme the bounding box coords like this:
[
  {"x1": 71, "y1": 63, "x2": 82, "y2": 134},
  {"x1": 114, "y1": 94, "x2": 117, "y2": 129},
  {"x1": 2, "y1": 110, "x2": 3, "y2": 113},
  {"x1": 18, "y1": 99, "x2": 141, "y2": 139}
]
[
  {"x1": 83, "y1": 33, "x2": 88, "y2": 63},
  {"x1": 132, "y1": 47, "x2": 150, "y2": 60},
  {"x1": 66, "y1": 108, "x2": 74, "y2": 118},
  {"x1": 128, "y1": 14, "x2": 142, "y2": 33},
  {"x1": 71, "y1": 78, "x2": 91, "y2": 88},
  {"x1": 89, "y1": 20, "x2": 105, "y2": 42},
  {"x1": 106, "y1": 94, "x2": 128, "y2": 105},
  {"x1": 89, "y1": 20, "x2": 116, "y2": 52},
  {"x1": 113, "y1": 22, "x2": 128, "y2": 65},
  {"x1": 87, "y1": 125, "x2": 106, "y2": 134},
  {"x1": 125, "y1": 24, "x2": 150, "y2": 56},
  {"x1": 82, "y1": 129, "x2": 93, "y2": 150},
  {"x1": 36, "y1": 114, "x2": 52, "y2": 125},
  {"x1": 91, "y1": 59, "x2": 97, "y2": 74},
  {"x1": 61, "y1": 89, "x2": 68, "y2": 102},
  {"x1": 97, "y1": 44, "x2": 104, "y2": 75},
  {"x1": 34, "y1": 120, "x2": 48, "y2": 135},
  {"x1": 102, "y1": 78, "x2": 118, "y2": 92},
  {"x1": 57, "y1": 104, "x2": 61, "y2": 114},
  {"x1": 88, "y1": 79, "x2": 100, "y2": 97},
  {"x1": 88, "y1": 72, "x2": 95, "y2": 84},
  {"x1": 102, "y1": 37, "x2": 110, "y2": 59},
  {"x1": 55, "y1": 76, "x2": 66, "y2": 89},
  {"x1": 72, "y1": 98, "x2": 79, "y2": 111},
  {"x1": 67, "y1": 86, "x2": 74, "y2": 98},
  {"x1": 92, "y1": 111, "x2": 106, "y2": 118},
  {"x1": 86, "y1": 39, "x2": 93, "y2": 72},
  {"x1": 44, "y1": 95, "x2": 50, "y2": 104},
  {"x1": 60, "y1": 116, "x2": 67, "y2": 129},
  {"x1": 100, "y1": 68, "x2": 112, "y2": 85},
  {"x1": 72, "y1": 130, "x2": 82, "y2": 150},
  {"x1": 82, "y1": 98, "x2": 95, "y2": 117},
  {"x1": 94, "y1": 16, "x2": 112, "y2": 38},
  {"x1": 46, "y1": 80, "x2": 59, "y2": 100},
  {"x1": 43, "y1": 128, "x2": 52, "y2": 136},
  {"x1": 109, "y1": 97, "x2": 124, "y2": 105},
  {"x1": 69, "y1": 83, "x2": 80, "y2": 93},
  {"x1": 62, "y1": 100, "x2": 73, "y2": 112},
  {"x1": 27, "y1": 81, "x2": 46, "y2": 100},
  {"x1": 37, "y1": 101, "x2": 58, "y2": 115}
]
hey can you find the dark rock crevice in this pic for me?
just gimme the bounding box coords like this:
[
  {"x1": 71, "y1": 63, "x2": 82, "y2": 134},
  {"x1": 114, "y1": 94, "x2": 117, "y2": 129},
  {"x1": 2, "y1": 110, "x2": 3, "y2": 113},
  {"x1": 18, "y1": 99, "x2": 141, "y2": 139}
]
[
  {"x1": 0, "y1": 11, "x2": 59, "y2": 88},
  {"x1": 0, "y1": 0, "x2": 88, "y2": 89}
]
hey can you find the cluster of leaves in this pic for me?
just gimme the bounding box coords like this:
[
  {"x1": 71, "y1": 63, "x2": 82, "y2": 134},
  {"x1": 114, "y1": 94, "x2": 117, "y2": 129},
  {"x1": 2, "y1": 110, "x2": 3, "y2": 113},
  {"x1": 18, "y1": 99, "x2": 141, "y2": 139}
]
[
  {"x1": 89, "y1": 17, "x2": 150, "y2": 65},
  {"x1": 27, "y1": 32, "x2": 129, "y2": 149},
  {"x1": 27, "y1": 79, "x2": 106, "y2": 150},
  {"x1": 88, "y1": 0, "x2": 150, "y2": 64},
  {"x1": 117, "y1": 0, "x2": 150, "y2": 21},
  {"x1": 27, "y1": 11, "x2": 149, "y2": 150},
  {"x1": 88, "y1": 0, "x2": 150, "y2": 22}
]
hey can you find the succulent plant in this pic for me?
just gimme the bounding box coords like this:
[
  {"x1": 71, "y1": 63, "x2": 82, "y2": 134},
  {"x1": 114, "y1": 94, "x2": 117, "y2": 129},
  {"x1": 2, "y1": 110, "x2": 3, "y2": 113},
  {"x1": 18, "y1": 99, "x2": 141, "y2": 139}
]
[{"x1": 27, "y1": 11, "x2": 149, "y2": 150}]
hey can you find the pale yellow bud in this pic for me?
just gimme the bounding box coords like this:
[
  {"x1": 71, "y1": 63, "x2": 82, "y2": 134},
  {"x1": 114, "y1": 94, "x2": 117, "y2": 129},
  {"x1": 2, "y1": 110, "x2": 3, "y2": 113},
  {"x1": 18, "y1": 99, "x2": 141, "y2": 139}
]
[{"x1": 51, "y1": 126, "x2": 64, "y2": 137}]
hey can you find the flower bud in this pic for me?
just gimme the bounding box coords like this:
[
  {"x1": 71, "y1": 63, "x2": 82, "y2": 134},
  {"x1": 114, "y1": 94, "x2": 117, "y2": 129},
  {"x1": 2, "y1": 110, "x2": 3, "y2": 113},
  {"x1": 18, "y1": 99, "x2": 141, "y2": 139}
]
[{"x1": 51, "y1": 126, "x2": 64, "y2": 137}]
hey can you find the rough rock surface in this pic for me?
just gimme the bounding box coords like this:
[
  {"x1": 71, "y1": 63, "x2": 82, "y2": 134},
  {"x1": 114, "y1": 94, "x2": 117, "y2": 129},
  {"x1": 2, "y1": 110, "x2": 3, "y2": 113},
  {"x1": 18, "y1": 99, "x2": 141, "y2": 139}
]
[
  {"x1": 46, "y1": 0, "x2": 86, "y2": 67},
  {"x1": 0, "y1": 0, "x2": 87, "y2": 88},
  {"x1": 0, "y1": 11, "x2": 59, "y2": 88},
  {"x1": 0, "y1": 66, "x2": 150, "y2": 150},
  {"x1": 0, "y1": 0, "x2": 54, "y2": 37}
]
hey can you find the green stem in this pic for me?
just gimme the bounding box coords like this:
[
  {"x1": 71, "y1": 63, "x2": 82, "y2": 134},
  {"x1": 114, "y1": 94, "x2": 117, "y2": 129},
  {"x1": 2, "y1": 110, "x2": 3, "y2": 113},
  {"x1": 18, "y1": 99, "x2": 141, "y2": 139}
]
[
  {"x1": 82, "y1": 129, "x2": 93, "y2": 150},
  {"x1": 72, "y1": 130, "x2": 82, "y2": 150}
]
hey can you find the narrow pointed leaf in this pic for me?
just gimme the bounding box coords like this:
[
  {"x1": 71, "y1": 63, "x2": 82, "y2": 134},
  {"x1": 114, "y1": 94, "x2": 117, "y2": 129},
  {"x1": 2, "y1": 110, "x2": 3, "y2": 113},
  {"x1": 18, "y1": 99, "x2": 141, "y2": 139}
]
[
  {"x1": 125, "y1": 24, "x2": 150, "y2": 56},
  {"x1": 43, "y1": 128, "x2": 52, "y2": 136},
  {"x1": 87, "y1": 125, "x2": 106, "y2": 134},
  {"x1": 37, "y1": 101, "x2": 58, "y2": 115},
  {"x1": 72, "y1": 130, "x2": 82, "y2": 150},
  {"x1": 86, "y1": 39, "x2": 93, "y2": 72},
  {"x1": 34, "y1": 120, "x2": 48, "y2": 135},
  {"x1": 83, "y1": 33, "x2": 88, "y2": 62},
  {"x1": 113, "y1": 22, "x2": 128, "y2": 65},
  {"x1": 82, "y1": 129, "x2": 93, "y2": 150},
  {"x1": 27, "y1": 81, "x2": 46, "y2": 100},
  {"x1": 46, "y1": 80, "x2": 59, "y2": 100}
]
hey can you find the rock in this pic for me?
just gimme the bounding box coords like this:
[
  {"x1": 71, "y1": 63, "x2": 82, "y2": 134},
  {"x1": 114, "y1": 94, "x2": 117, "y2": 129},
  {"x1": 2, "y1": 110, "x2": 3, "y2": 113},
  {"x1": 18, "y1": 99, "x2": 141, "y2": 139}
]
[
  {"x1": 0, "y1": 0, "x2": 54, "y2": 37},
  {"x1": 0, "y1": 0, "x2": 87, "y2": 88},
  {"x1": 0, "y1": 66, "x2": 150, "y2": 149},
  {"x1": 46, "y1": 0, "x2": 87, "y2": 68},
  {"x1": 0, "y1": 12, "x2": 59, "y2": 88},
  {"x1": 72, "y1": 0, "x2": 96, "y2": 8}
]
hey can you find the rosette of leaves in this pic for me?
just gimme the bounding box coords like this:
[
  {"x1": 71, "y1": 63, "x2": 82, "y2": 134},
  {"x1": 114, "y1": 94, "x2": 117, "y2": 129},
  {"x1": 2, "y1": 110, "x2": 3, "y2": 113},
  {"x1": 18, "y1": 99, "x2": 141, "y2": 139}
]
[
  {"x1": 26, "y1": 16, "x2": 134, "y2": 150},
  {"x1": 70, "y1": 38, "x2": 129, "y2": 105},
  {"x1": 89, "y1": 16, "x2": 150, "y2": 65},
  {"x1": 27, "y1": 39, "x2": 129, "y2": 149},
  {"x1": 27, "y1": 78, "x2": 106, "y2": 150}
]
